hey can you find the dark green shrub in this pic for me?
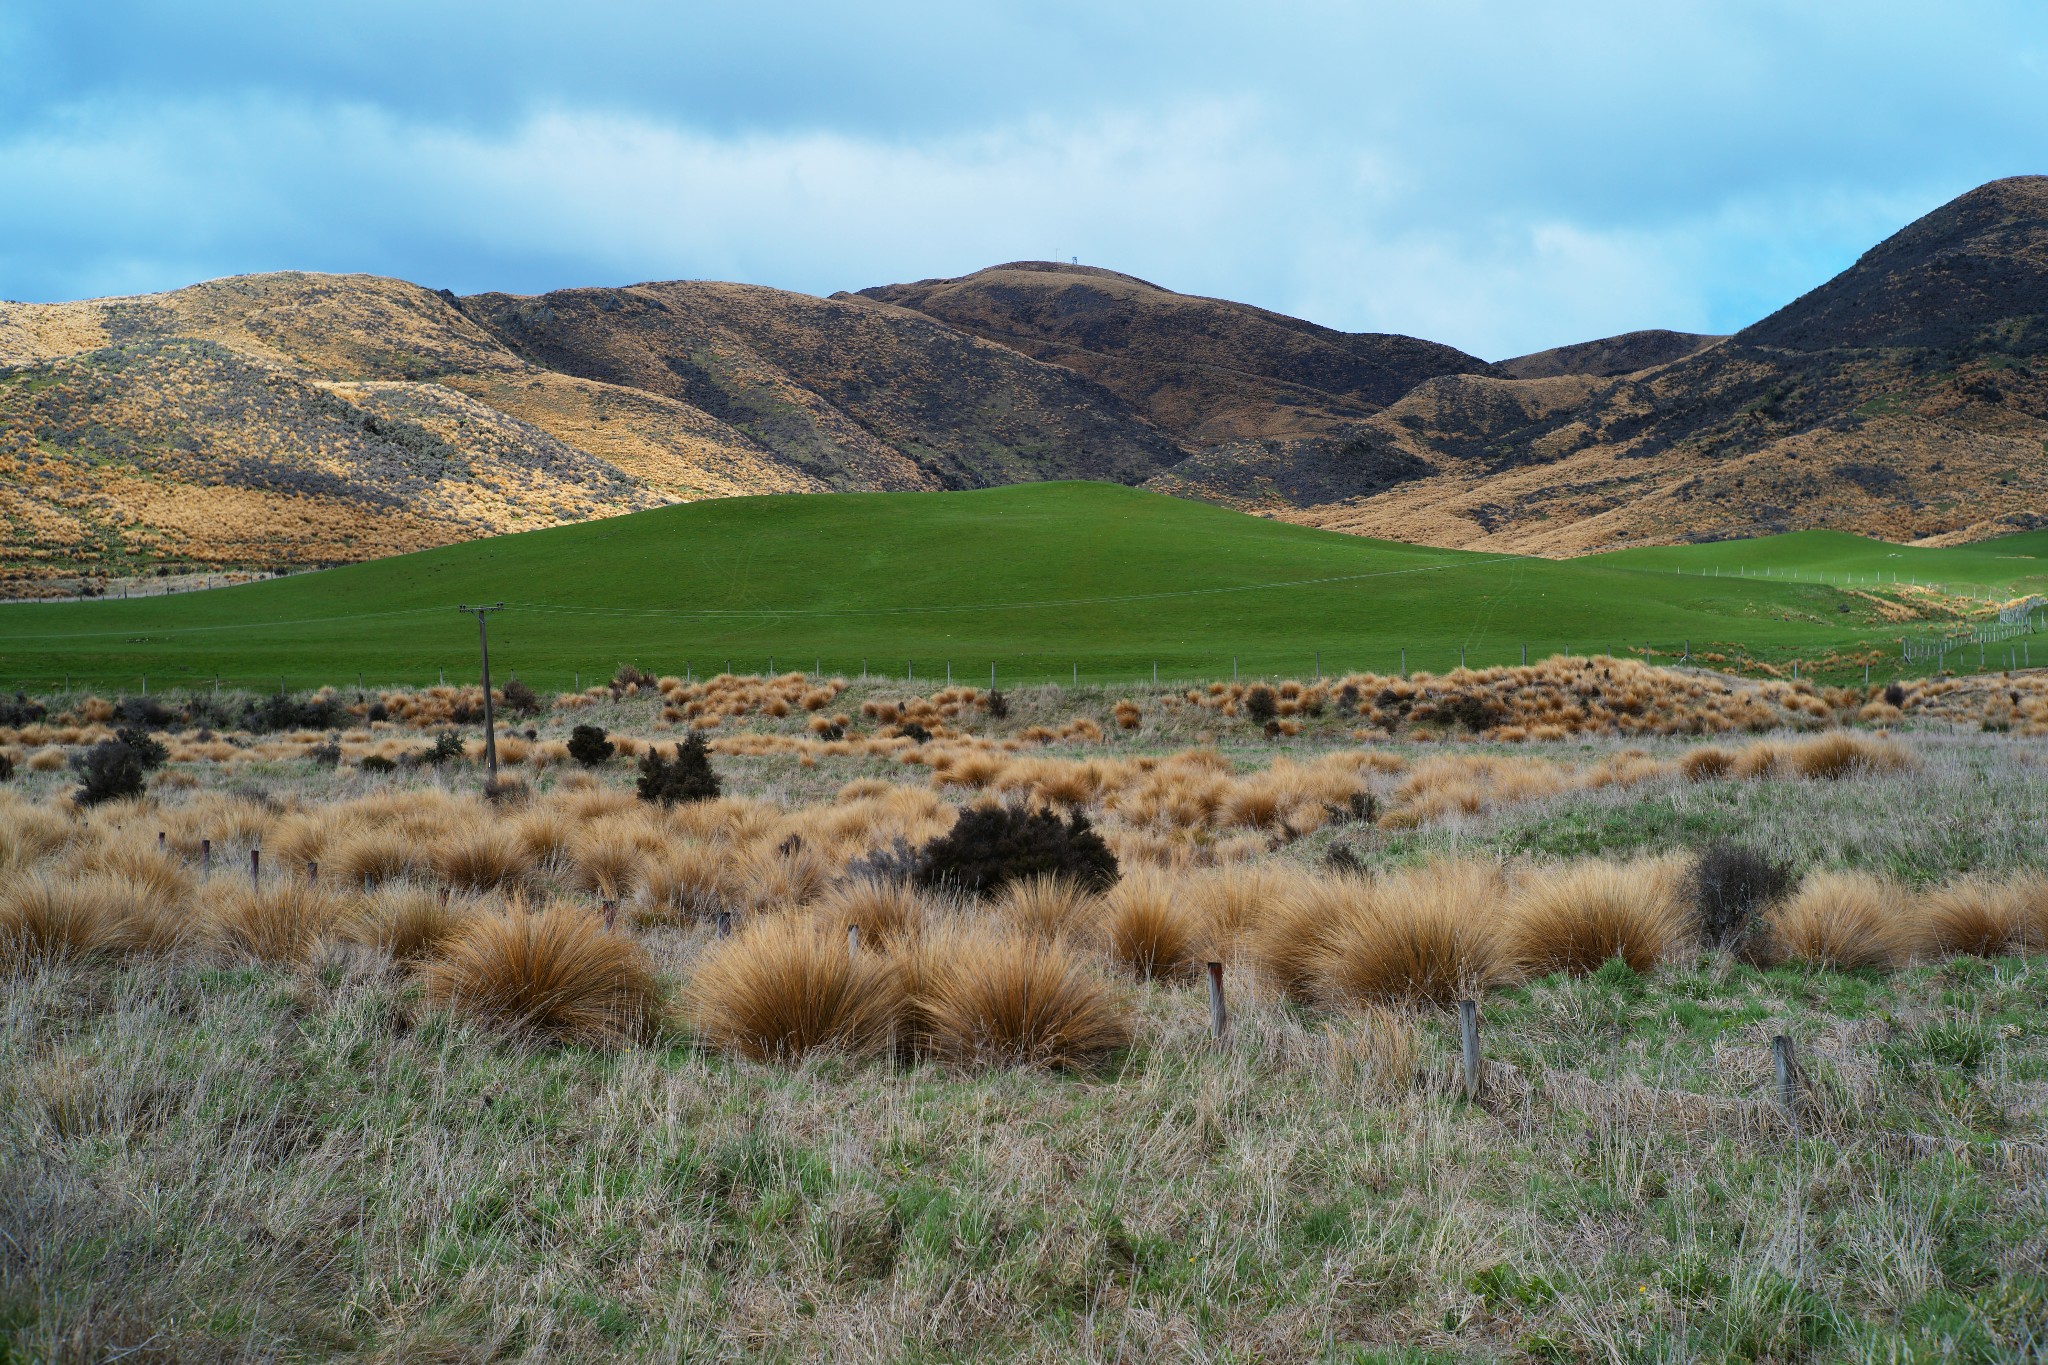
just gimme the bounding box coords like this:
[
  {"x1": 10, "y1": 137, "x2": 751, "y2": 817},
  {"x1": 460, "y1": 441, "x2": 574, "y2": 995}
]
[
  {"x1": 307, "y1": 737, "x2": 343, "y2": 768},
  {"x1": 71, "y1": 741, "x2": 147, "y2": 806},
  {"x1": 0, "y1": 751, "x2": 13, "y2": 782},
  {"x1": 567, "y1": 724, "x2": 615, "y2": 766},
  {"x1": 1243, "y1": 685, "x2": 1278, "y2": 724},
  {"x1": 911, "y1": 805, "x2": 1118, "y2": 899},
  {"x1": 612, "y1": 664, "x2": 657, "y2": 694},
  {"x1": 0, "y1": 692, "x2": 45, "y2": 727},
  {"x1": 358, "y1": 754, "x2": 397, "y2": 775},
  {"x1": 899, "y1": 722, "x2": 931, "y2": 745},
  {"x1": 637, "y1": 731, "x2": 721, "y2": 805},
  {"x1": 1691, "y1": 842, "x2": 1790, "y2": 950},
  {"x1": 1883, "y1": 680, "x2": 1906, "y2": 707},
  {"x1": 113, "y1": 726, "x2": 169, "y2": 770},
  {"x1": 985, "y1": 690, "x2": 1009, "y2": 720},
  {"x1": 245, "y1": 692, "x2": 350, "y2": 733},
  {"x1": 424, "y1": 732, "x2": 465, "y2": 766}
]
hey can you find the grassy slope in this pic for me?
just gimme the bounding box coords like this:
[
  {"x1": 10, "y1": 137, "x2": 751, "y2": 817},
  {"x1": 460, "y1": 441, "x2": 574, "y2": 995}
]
[{"x1": 3, "y1": 483, "x2": 2044, "y2": 690}]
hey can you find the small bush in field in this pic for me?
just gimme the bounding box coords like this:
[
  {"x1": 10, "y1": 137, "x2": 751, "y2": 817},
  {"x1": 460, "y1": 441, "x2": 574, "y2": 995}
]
[
  {"x1": 70, "y1": 741, "x2": 147, "y2": 806},
  {"x1": 567, "y1": 724, "x2": 615, "y2": 767},
  {"x1": 358, "y1": 754, "x2": 397, "y2": 775},
  {"x1": 114, "y1": 726, "x2": 168, "y2": 770},
  {"x1": 1244, "y1": 685, "x2": 1278, "y2": 724},
  {"x1": 899, "y1": 721, "x2": 932, "y2": 745},
  {"x1": 501, "y1": 678, "x2": 540, "y2": 716},
  {"x1": 0, "y1": 751, "x2": 12, "y2": 782},
  {"x1": 307, "y1": 736, "x2": 342, "y2": 768},
  {"x1": 0, "y1": 692, "x2": 46, "y2": 727},
  {"x1": 1691, "y1": 842, "x2": 1790, "y2": 950},
  {"x1": 912, "y1": 805, "x2": 1118, "y2": 899},
  {"x1": 637, "y1": 731, "x2": 721, "y2": 805},
  {"x1": 1883, "y1": 680, "x2": 1906, "y2": 707},
  {"x1": 424, "y1": 731, "x2": 465, "y2": 766},
  {"x1": 985, "y1": 690, "x2": 1010, "y2": 719}
]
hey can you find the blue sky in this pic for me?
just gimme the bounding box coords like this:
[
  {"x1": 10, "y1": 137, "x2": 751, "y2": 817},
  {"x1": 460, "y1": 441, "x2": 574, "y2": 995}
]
[{"x1": 2, "y1": 2, "x2": 2043, "y2": 358}]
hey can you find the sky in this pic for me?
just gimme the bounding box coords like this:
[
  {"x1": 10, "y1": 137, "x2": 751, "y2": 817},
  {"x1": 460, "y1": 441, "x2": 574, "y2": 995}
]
[{"x1": 2, "y1": 2, "x2": 2044, "y2": 359}]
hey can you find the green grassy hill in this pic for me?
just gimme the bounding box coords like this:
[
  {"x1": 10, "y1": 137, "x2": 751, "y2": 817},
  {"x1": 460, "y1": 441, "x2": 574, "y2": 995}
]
[{"x1": 3, "y1": 483, "x2": 2043, "y2": 691}]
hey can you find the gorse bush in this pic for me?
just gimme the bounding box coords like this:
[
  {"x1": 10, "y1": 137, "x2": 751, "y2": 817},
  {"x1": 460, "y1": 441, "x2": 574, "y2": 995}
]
[
  {"x1": 358, "y1": 754, "x2": 396, "y2": 775},
  {"x1": 500, "y1": 678, "x2": 540, "y2": 716},
  {"x1": 245, "y1": 692, "x2": 350, "y2": 733},
  {"x1": 985, "y1": 690, "x2": 1009, "y2": 720},
  {"x1": 113, "y1": 727, "x2": 168, "y2": 770},
  {"x1": 1691, "y1": 842, "x2": 1790, "y2": 950},
  {"x1": 0, "y1": 691, "x2": 46, "y2": 727},
  {"x1": 636, "y1": 731, "x2": 721, "y2": 805},
  {"x1": 567, "y1": 724, "x2": 615, "y2": 767},
  {"x1": 1243, "y1": 685, "x2": 1278, "y2": 725},
  {"x1": 424, "y1": 731, "x2": 465, "y2": 766},
  {"x1": 70, "y1": 741, "x2": 148, "y2": 807},
  {"x1": 911, "y1": 805, "x2": 1118, "y2": 899}
]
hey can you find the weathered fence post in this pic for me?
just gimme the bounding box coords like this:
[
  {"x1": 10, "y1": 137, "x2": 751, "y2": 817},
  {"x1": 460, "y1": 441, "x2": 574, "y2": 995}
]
[
  {"x1": 250, "y1": 848, "x2": 261, "y2": 891},
  {"x1": 201, "y1": 838, "x2": 211, "y2": 877},
  {"x1": 1458, "y1": 999, "x2": 1483, "y2": 1101},
  {"x1": 847, "y1": 924, "x2": 861, "y2": 957},
  {"x1": 1206, "y1": 961, "x2": 1227, "y2": 1042},
  {"x1": 1773, "y1": 1034, "x2": 1800, "y2": 1134}
]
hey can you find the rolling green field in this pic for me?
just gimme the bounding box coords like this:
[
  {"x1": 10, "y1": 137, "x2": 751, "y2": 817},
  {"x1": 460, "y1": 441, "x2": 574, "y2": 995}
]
[{"x1": 2, "y1": 483, "x2": 2044, "y2": 690}]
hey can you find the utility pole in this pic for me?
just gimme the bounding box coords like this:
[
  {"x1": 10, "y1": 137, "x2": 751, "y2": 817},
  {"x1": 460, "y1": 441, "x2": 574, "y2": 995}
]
[{"x1": 457, "y1": 604, "x2": 505, "y2": 785}]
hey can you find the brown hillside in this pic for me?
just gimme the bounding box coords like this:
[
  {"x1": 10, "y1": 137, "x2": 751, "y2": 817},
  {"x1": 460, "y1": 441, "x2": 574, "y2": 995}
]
[
  {"x1": 1175, "y1": 179, "x2": 2048, "y2": 553},
  {"x1": 461, "y1": 280, "x2": 1186, "y2": 490},
  {"x1": 1498, "y1": 329, "x2": 1722, "y2": 379},
  {"x1": 851, "y1": 262, "x2": 1495, "y2": 445}
]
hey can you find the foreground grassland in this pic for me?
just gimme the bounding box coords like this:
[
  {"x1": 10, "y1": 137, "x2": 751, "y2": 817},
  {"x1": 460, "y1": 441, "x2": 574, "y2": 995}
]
[
  {"x1": 4, "y1": 663, "x2": 2048, "y2": 1361},
  {"x1": 3, "y1": 484, "x2": 2045, "y2": 690}
]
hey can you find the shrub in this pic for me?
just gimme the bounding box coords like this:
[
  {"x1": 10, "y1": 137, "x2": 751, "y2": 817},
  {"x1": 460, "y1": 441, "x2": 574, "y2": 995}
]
[
  {"x1": 1768, "y1": 871, "x2": 1910, "y2": 970},
  {"x1": 1243, "y1": 685, "x2": 1278, "y2": 724},
  {"x1": 358, "y1": 754, "x2": 397, "y2": 775},
  {"x1": 0, "y1": 692, "x2": 46, "y2": 727},
  {"x1": 898, "y1": 721, "x2": 932, "y2": 745},
  {"x1": 1690, "y1": 842, "x2": 1790, "y2": 950},
  {"x1": 245, "y1": 692, "x2": 350, "y2": 733},
  {"x1": 842, "y1": 836, "x2": 920, "y2": 886},
  {"x1": 0, "y1": 752, "x2": 12, "y2": 783},
  {"x1": 912, "y1": 924, "x2": 1129, "y2": 1069},
  {"x1": 70, "y1": 741, "x2": 147, "y2": 807},
  {"x1": 911, "y1": 805, "x2": 1118, "y2": 899},
  {"x1": 112, "y1": 726, "x2": 169, "y2": 770},
  {"x1": 1504, "y1": 859, "x2": 1687, "y2": 978},
  {"x1": 306, "y1": 736, "x2": 342, "y2": 768},
  {"x1": 985, "y1": 690, "x2": 1009, "y2": 720},
  {"x1": 500, "y1": 678, "x2": 540, "y2": 716},
  {"x1": 1883, "y1": 680, "x2": 1906, "y2": 707},
  {"x1": 424, "y1": 731, "x2": 465, "y2": 766},
  {"x1": 115, "y1": 694, "x2": 175, "y2": 727},
  {"x1": 685, "y1": 913, "x2": 901, "y2": 1060},
  {"x1": 567, "y1": 724, "x2": 615, "y2": 767},
  {"x1": 423, "y1": 906, "x2": 664, "y2": 1047},
  {"x1": 611, "y1": 664, "x2": 657, "y2": 695},
  {"x1": 636, "y1": 731, "x2": 722, "y2": 805}
]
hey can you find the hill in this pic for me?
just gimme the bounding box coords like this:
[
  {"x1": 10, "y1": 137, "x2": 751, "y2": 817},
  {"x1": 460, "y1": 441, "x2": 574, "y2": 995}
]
[
  {"x1": 1181, "y1": 178, "x2": 2048, "y2": 552},
  {"x1": 4, "y1": 482, "x2": 2040, "y2": 691},
  {"x1": 1497, "y1": 329, "x2": 1723, "y2": 379},
  {"x1": 851, "y1": 261, "x2": 1493, "y2": 445}
]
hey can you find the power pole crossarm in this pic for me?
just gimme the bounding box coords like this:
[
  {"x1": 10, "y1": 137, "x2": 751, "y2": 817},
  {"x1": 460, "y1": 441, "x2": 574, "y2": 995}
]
[{"x1": 457, "y1": 604, "x2": 506, "y2": 786}]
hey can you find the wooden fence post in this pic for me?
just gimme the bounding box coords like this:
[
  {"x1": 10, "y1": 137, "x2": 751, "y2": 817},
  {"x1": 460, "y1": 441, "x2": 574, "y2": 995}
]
[
  {"x1": 250, "y1": 848, "x2": 261, "y2": 891},
  {"x1": 201, "y1": 838, "x2": 211, "y2": 878},
  {"x1": 1458, "y1": 999, "x2": 1483, "y2": 1101},
  {"x1": 1772, "y1": 1034, "x2": 1800, "y2": 1134},
  {"x1": 1206, "y1": 961, "x2": 1227, "y2": 1042}
]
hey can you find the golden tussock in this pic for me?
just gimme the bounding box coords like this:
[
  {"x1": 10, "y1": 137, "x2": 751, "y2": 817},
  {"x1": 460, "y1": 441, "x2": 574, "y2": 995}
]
[
  {"x1": 996, "y1": 874, "x2": 1103, "y2": 943},
  {"x1": 204, "y1": 879, "x2": 346, "y2": 964},
  {"x1": 1101, "y1": 868, "x2": 1208, "y2": 980},
  {"x1": 422, "y1": 905, "x2": 664, "y2": 1047},
  {"x1": 339, "y1": 883, "x2": 474, "y2": 961},
  {"x1": 909, "y1": 922, "x2": 1129, "y2": 1069},
  {"x1": 1504, "y1": 858, "x2": 1688, "y2": 977},
  {"x1": 685, "y1": 913, "x2": 901, "y2": 1060},
  {"x1": 1312, "y1": 861, "x2": 1507, "y2": 1005},
  {"x1": 1768, "y1": 871, "x2": 1912, "y2": 971}
]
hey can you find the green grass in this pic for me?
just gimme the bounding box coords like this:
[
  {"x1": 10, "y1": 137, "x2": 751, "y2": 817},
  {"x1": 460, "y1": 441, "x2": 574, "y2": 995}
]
[{"x1": 3, "y1": 482, "x2": 2044, "y2": 690}]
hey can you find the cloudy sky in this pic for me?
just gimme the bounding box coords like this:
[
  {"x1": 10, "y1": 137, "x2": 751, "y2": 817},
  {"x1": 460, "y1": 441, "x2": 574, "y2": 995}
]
[{"x1": 3, "y1": 2, "x2": 2043, "y2": 358}]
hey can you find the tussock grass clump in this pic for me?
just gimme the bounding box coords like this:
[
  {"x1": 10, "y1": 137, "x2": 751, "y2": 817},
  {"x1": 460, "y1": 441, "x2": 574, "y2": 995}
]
[
  {"x1": 1785, "y1": 732, "x2": 1913, "y2": 780},
  {"x1": 432, "y1": 825, "x2": 531, "y2": 893},
  {"x1": 1769, "y1": 871, "x2": 1911, "y2": 970},
  {"x1": 423, "y1": 905, "x2": 664, "y2": 1047},
  {"x1": 1917, "y1": 877, "x2": 2026, "y2": 959},
  {"x1": 0, "y1": 873, "x2": 139, "y2": 963},
  {"x1": 205, "y1": 880, "x2": 346, "y2": 963},
  {"x1": 637, "y1": 842, "x2": 730, "y2": 924},
  {"x1": 996, "y1": 874, "x2": 1102, "y2": 942},
  {"x1": 326, "y1": 827, "x2": 419, "y2": 886},
  {"x1": 1312, "y1": 861, "x2": 1506, "y2": 1006},
  {"x1": 685, "y1": 913, "x2": 901, "y2": 1060},
  {"x1": 1679, "y1": 747, "x2": 1735, "y2": 782},
  {"x1": 340, "y1": 884, "x2": 475, "y2": 961},
  {"x1": 812, "y1": 878, "x2": 935, "y2": 948},
  {"x1": 911, "y1": 924, "x2": 1129, "y2": 1070},
  {"x1": 1248, "y1": 875, "x2": 1355, "y2": 998},
  {"x1": 1505, "y1": 859, "x2": 1686, "y2": 978},
  {"x1": 1101, "y1": 868, "x2": 1206, "y2": 980}
]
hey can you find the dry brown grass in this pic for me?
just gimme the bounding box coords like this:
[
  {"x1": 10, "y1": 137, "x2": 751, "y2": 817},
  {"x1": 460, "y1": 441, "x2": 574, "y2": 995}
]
[
  {"x1": 339, "y1": 884, "x2": 475, "y2": 961},
  {"x1": 1247, "y1": 874, "x2": 1356, "y2": 997},
  {"x1": 326, "y1": 826, "x2": 420, "y2": 886},
  {"x1": 204, "y1": 880, "x2": 346, "y2": 964},
  {"x1": 1311, "y1": 861, "x2": 1507, "y2": 1006},
  {"x1": 1679, "y1": 746, "x2": 1735, "y2": 781},
  {"x1": 1785, "y1": 732, "x2": 1914, "y2": 780},
  {"x1": 811, "y1": 878, "x2": 935, "y2": 948},
  {"x1": 909, "y1": 923, "x2": 1129, "y2": 1069},
  {"x1": 1769, "y1": 871, "x2": 1912, "y2": 970},
  {"x1": 422, "y1": 905, "x2": 664, "y2": 1047},
  {"x1": 685, "y1": 913, "x2": 902, "y2": 1060},
  {"x1": 995, "y1": 875, "x2": 1102, "y2": 942},
  {"x1": 1101, "y1": 868, "x2": 1208, "y2": 980},
  {"x1": 0, "y1": 873, "x2": 135, "y2": 962},
  {"x1": 636, "y1": 842, "x2": 730, "y2": 925},
  {"x1": 1504, "y1": 859, "x2": 1687, "y2": 977},
  {"x1": 1917, "y1": 877, "x2": 2027, "y2": 958},
  {"x1": 432, "y1": 825, "x2": 531, "y2": 893}
]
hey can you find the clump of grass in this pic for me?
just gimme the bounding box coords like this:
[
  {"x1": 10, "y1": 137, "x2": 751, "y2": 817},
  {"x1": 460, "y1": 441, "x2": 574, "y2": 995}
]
[
  {"x1": 205, "y1": 880, "x2": 346, "y2": 964},
  {"x1": 1680, "y1": 747, "x2": 1735, "y2": 782},
  {"x1": 995, "y1": 874, "x2": 1101, "y2": 942},
  {"x1": 0, "y1": 874, "x2": 134, "y2": 963},
  {"x1": 432, "y1": 825, "x2": 531, "y2": 893},
  {"x1": 340, "y1": 884, "x2": 475, "y2": 961},
  {"x1": 685, "y1": 913, "x2": 901, "y2": 1060},
  {"x1": 1504, "y1": 859, "x2": 1686, "y2": 977},
  {"x1": 1101, "y1": 868, "x2": 1206, "y2": 980},
  {"x1": 910, "y1": 923, "x2": 1129, "y2": 1069},
  {"x1": 637, "y1": 841, "x2": 730, "y2": 925},
  {"x1": 812, "y1": 878, "x2": 934, "y2": 948},
  {"x1": 1768, "y1": 871, "x2": 1911, "y2": 970},
  {"x1": 1312, "y1": 861, "x2": 1506, "y2": 1006},
  {"x1": 326, "y1": 827, "x2": 419, "y2": 886},
  {"x1": 1248, "y1": 875, "x2": 1354, "y2": 997},
  {"x1": 1785, "y1": 732, "x2": 1913, "y2": 780},
  {"x1": 423, "y1": 905, "x2": 664, "y2": 1047},
  {"x1": 1917, "y1": 877, "x2": 2025, "y2": 959}
]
